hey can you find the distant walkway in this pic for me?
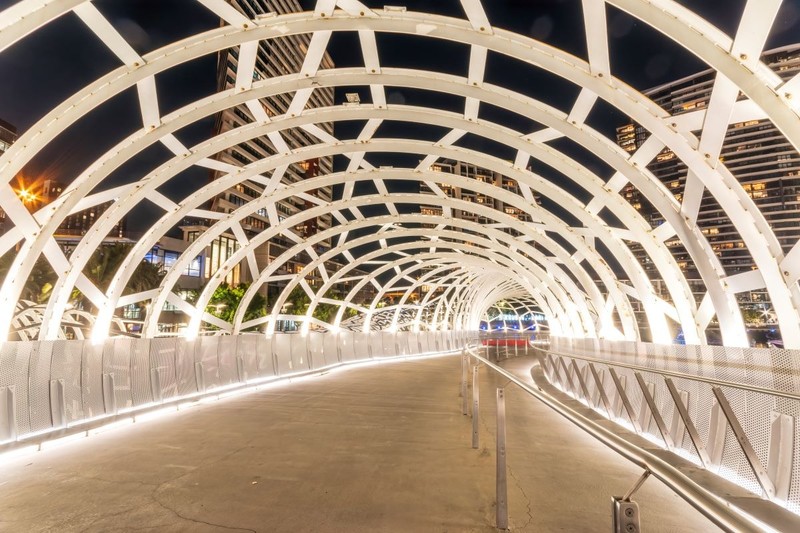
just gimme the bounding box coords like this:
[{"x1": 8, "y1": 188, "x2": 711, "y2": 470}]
[{"x1": 0, "y1": 355, "x2": 718, "y2": 532}]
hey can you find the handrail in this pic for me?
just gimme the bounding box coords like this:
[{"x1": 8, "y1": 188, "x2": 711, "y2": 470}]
[
  {"x1": 464, "y1": 342, "x2": 774, "y2": 533},
  {"x1": 542, "y1": 346, "x2": 800, "y2": 402}
]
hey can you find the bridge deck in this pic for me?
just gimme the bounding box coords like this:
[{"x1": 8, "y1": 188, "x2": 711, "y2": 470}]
[{"x1": 0, "y1": 354, "x2": 717, "y2": 532}]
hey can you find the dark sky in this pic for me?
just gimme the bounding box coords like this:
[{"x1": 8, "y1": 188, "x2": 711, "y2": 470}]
[{"x1": 1, "y1": 0, "x2": 799, "y2": 232}]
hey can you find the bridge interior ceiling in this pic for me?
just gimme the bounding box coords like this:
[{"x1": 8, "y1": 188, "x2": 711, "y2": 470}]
[{"x1": 1, "y1": 0, "x2": 800, "y2": 347}]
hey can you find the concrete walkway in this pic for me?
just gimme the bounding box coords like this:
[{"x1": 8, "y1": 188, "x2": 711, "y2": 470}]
[{"x1": 0, "y1": 354, "x2": 718, "y2": 532}]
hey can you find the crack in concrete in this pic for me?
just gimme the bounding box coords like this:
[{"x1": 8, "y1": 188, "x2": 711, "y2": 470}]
[
  {"x1": 150, "y1": 494, "x2": 256, "y2": 533},
  {"x1": 507, "y1": 465, "x2": 534, "y2": 531},
  {"x1": 146, "y1": 443, "x2": 258, "y2": 533},
  {"x1": 77, "y1": 501, "x2": 153, "y2": 533},
  {"x1": 472, "y1": 375, "x2": 534, "y2": 532}
]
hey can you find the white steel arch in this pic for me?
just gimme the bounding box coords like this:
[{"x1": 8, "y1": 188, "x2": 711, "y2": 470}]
[{"x1": 0, "y1": 1, "x2": 798, "y2": 347}]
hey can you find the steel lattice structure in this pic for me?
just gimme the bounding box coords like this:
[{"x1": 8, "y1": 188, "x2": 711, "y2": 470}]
[{"x1": 0, "y1": 0, "x2": 799, "y2": 346}]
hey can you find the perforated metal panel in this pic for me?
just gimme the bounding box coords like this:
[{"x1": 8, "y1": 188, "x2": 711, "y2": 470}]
[
  {"x1": 322, "y1": 332, "x2": 340, "y2": 367},
  {"x1": 51, "y1": 340, "x2": 85, "y2": 422},
  {"x1": 273, "y1": 334, "x2": 293, "y2": 374},
  {"x1": 129, "y1": 339, "x2": 153, "y2": 407},
  {"x1": 0, "y1": 333, "x2": 449, "y2": 444},
  {"x1": 307, "y1": 332, "x2": 324, "y2": 369},
  {"x1": 290, "y1": 334, "x2": 309, "y2": 370},
  {"x1": 103, "y1": 338, "x2": 132, "y2": 410},
  {"x1": 149, "y1": 337, "x2": 179, "y2": 401},
  {"x1": 217, "y1": 336, "x2": 238, "y2": 385},
  {"x1": 81, "y1": 342, "x2": 105, "y2": 418},
  {"x1": 197, "y1": 336, "x2": 221, "y2": 389},
  {"x1": 417, "y1": 332, "x2": 429, "y2": 354},
  {"x1": 27, "y1": 341, "x2": 54, "y2": 432},
  {"x1": 175, "y1": 338, "x2": 198, "y2": 396},
  {"x1": 256, "y1": 335, "x2": 275, "y2": 377},
  {"x1": 338, "y1": 330, "x2": 355, "y2": 362},
  {"x1": 9, "y1": 343, "x2": 33, "y2": 435},
  {"x1": 381, "y1": 331, "x2": 397, "y2": 358},
  {"x1": 367, "y1": 332, "x2": 382, "y2": 357},
  {"x1": 352, "y1": 332, "x2": 370, "y2": 360},
  {"x1": 397, "y1": 332, "x2": 411, "y2": 355},
  {"x1": 547, "y1": 337, "x2": 800, "y2": 507},
  {"x1": 430, "y1": 332, "x2": 440, "y2": 352},
  {"x1": 236, "y1": 334, "x2": 259, "y2": 380}
]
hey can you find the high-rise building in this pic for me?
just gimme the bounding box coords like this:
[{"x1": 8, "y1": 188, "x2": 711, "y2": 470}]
[
  {"x1": 0, "y1": 119, "x2": 17, "y2": 233},
  {"x1": 0, "y1": 120, "x2": 126, "y2": 242},
  {"x1": 420, "y1": 160, "x2": 536, "y2": 231},
  {"x1": 616, "y1": 44, "x2": 800, "y2": 339},
  {"x1": 39, "y1": 180, "x2": 127, "y2": 241},
  {"x1": 0, "y1": 118, "x2": 16, "y2": 155},
  {"x1": 185, "y1": 0, "x2": 335, "y2": 288}
]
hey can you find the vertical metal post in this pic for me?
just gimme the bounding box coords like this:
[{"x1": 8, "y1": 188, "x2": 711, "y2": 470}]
[
  {"x1": 496, "y1": 388, "x2": 508, "y2": 530},
  {"x1": 461, "y1": 352, "x2": 468, "y2": 416},
  {"x1": 472, "y1": 364, "x2": 480, "y2": 449}
]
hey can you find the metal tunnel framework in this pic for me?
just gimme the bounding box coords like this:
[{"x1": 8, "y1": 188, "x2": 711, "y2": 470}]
[{"x1": 0, "y1": 0, "x2": 799, "y2": 346}]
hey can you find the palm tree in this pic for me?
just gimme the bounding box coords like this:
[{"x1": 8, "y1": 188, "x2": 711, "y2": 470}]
[{"x1": 0, "y1": 252, "x2": 57, "y2": 304}]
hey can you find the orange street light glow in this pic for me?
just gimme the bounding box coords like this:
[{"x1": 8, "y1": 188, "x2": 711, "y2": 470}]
[{"x1": 17, "y1": 188, "x2": 38, "y2": 203}]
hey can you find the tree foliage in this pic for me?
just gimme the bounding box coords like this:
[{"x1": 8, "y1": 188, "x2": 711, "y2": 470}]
[
  {"x1": 77, "y1": 243, "x2": 165, "y2": 310},
  {"x1": 0, "y1": 253, "x2": 57, "y2": 304},
  {"x1": 1, "y1": 243, "x2": 166, "y2": 311},
  {"x1": 207, "y1": 283, "x2": 267, "y2": 327},
  {"x1": 282, "y1": 285, "x2": 356, "y2": 323}
]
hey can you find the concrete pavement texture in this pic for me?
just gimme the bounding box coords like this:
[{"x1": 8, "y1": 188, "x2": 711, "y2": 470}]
[{"x1": 0, "y1": 354, "x2": 719, "y2": 532}]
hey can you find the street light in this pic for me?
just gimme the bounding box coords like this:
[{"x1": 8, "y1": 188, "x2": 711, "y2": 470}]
[{"x1": 17, "y1": 187, "x2": 37, "y2": 204}]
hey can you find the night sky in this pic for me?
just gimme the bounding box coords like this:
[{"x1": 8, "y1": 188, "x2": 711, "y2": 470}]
[{"x1": 1, "y1": 0, "x2": 800, "y2": 234}]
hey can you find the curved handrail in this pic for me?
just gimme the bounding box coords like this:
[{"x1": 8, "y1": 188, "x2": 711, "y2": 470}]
[
  {"x1": 542, "y1": 346, "x2": 800, "y2": 402},
  {"x1": 464, "y1": 342, "x2": 786, "y2": 533}
]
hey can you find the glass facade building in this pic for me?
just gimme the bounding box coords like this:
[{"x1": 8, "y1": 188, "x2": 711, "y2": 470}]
[
  {"x1": 616, "y1": 44, "x2": 800, "y2": 341},
  {"x1": 188, "y1": 0, "x2": 336, "y2": 289}
]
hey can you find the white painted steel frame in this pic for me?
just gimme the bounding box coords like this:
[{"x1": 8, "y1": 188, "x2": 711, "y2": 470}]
[{"x1": 0, "y1": 2, "x2": 798, "y2": 346}]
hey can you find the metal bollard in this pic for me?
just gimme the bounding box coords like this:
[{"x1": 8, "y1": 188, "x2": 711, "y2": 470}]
[
  {"x1": 461, "y1": 353, "x2": 469, "y2": 415},
  {"x1": 472, "y1": 364, "x2": 480, "y2": 449},
  {"x1": 496, "y1": 388, "x2": 508, "y2": 530}
]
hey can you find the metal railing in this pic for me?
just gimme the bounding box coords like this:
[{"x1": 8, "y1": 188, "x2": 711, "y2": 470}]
[
  {"x1": 0, "y1": 330, "x2": 472, "y2": 450},
  {"x1": 544, "y1": 336, "x2": 800, "y2": 512},
  {"x1": 461, "y1": 339, "x2": 800, "y2": 532}
]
